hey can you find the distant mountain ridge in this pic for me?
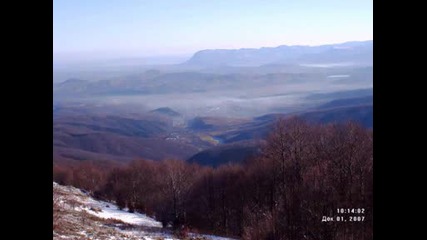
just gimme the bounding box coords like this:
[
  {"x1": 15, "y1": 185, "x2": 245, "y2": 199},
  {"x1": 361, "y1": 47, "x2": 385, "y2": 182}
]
[{"x1": 186, "y1": 40, "x2": 373, "y2": 67}]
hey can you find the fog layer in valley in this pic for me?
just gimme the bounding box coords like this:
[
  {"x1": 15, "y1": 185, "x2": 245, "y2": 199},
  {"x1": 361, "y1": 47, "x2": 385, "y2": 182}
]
[
  {"x1": 53, "y1": 41, "x2": 373, "y2": 163},
  {"x1": 54, "y1": 40, "x2": 372, "y2": 118}
]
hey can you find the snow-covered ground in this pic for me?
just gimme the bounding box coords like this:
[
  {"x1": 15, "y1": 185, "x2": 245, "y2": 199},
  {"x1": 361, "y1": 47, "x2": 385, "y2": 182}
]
[
  {"x1": 82, "y1": 198, "x2": 162, "y2": 228},
  {"x1": 53, "y1": 182, "x2": 236, "y2": 240}
]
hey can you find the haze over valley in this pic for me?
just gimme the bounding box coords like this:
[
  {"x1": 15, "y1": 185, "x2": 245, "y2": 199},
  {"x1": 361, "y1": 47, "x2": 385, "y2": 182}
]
[
  {"x1": 54, "y1": 41, "x2": 372, "y2": 165},
  {"x1": 53, "y1": 1, "x2": 374, "y2": 239}
]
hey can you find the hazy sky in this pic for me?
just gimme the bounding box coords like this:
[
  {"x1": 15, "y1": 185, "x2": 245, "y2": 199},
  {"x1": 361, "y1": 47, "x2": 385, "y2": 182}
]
[{"x1": 53, "y1": 0, "x2": 372, "y2": 59}]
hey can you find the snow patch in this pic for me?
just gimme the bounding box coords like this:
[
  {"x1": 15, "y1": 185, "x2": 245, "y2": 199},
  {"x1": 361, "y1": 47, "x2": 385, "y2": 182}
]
[{"x1": 84, "y1": 199, "x2": 162, "y2": 227}]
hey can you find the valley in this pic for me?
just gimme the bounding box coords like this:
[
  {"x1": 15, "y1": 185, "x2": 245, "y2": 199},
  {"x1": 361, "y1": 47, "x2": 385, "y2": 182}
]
[
  {"x1": 52, "y1": 1, "x2": 374, "y2": 238},
  {"x1": 53, "y1": 41, "x2": 373, "y2": 166}
]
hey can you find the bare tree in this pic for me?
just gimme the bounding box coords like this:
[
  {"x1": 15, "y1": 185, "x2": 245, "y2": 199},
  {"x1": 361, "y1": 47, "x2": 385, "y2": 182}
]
[{"x1": 161, "y1": 159, "x2": 198, "y2": 228}]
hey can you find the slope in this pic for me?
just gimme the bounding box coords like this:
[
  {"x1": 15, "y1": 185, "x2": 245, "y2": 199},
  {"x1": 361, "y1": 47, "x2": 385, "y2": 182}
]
[{"x1": 53, "y1": 182, "x2": 235, "y2": 240}]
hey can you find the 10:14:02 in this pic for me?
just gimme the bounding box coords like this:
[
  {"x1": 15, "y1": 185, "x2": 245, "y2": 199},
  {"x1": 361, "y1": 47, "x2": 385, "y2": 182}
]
[{"x1": 337, "y1": 208, "x2": 365, "y2": 214}]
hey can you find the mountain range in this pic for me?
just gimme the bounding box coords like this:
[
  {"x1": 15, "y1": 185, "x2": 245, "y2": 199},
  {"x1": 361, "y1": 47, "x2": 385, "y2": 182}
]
[
  {"x1": 53, "y1": 40, "x2": 373, "y2": 167},
  {"x1": 186, "y1": 40, "x2": 372, "y2": 67}
]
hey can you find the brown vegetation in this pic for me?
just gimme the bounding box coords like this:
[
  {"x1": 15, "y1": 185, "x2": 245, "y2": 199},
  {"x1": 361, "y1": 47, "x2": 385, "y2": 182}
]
[{"x1": 54, "y1": 117, "x2": 372, "y2": 240}]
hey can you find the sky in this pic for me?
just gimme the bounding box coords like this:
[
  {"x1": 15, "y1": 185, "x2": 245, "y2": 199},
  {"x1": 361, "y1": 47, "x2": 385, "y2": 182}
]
[{"x1": 53, "y1": 0, "x2": 373, "y2": 61}]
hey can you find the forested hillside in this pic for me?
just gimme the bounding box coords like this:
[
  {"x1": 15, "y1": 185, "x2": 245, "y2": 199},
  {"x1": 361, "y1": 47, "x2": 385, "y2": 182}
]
[{"x1": 54, "y1": 118, "x2": 372, "y2": 239}]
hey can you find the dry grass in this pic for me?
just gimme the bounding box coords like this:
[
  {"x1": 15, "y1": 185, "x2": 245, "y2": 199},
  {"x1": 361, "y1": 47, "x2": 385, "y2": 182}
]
[
  {"x1": 53, "y1": 183, "x2": 141, "y2": 240},
  {"x1": 53, "y1": 183, "x2": 232, "y2": 240}
]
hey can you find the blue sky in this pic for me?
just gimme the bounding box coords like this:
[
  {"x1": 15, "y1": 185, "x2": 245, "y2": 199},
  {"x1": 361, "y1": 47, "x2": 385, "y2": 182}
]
[{"x1": 53, "y1": 0, "x2": 372, "y2": 59}]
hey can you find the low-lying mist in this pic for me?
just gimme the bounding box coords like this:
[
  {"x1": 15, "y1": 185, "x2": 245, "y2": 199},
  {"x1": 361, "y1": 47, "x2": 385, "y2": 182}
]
[
  {"x1": 54, "y1": 67, "x2": 372, "y2": 119},
  {"x1": 53, "y1": 44, "x2": 373, "y2": 165}
]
